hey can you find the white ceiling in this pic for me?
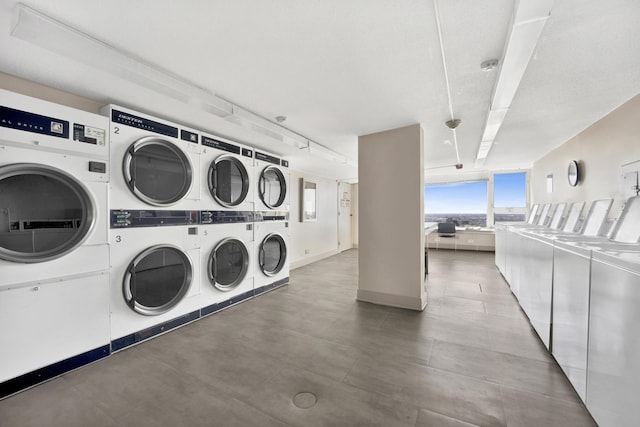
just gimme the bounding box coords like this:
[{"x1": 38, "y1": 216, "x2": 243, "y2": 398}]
[{"x1": 1, "y1": 0, "x2": 639, "y2": 182}]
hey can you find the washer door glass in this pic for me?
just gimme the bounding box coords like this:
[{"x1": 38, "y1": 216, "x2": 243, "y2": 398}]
[
  {"x1": 259, "y1": 166, "x2": 286, "y2": 208},
  {"x1": 0, "y1": 163, "x2": 94, "y2": 263},
  {"x1": 124, "y1": 137, "x2": 192, "y2": 206},
  {"x1": 209, "y1": 156, "x2": 249, "y2": 207},
  {"x1": 124, "y1": 245, "x2": 192, "y2": 316},
  {"x1": 208, "y1": 238, "x2": 249, "y2": 291},
  {"x1": 259, "y1": 233, "x2": 287, "y2": 276}
]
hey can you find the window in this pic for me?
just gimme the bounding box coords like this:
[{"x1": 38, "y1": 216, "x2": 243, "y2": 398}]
[
  {"x1": 424, "y1": 181, "x2": 488, "y2": 227},
  {"x1": 493, "y1": 172, "x2": 528, "y2": 223}
]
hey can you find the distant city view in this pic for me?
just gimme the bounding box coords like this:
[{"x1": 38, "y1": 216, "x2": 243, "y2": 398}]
[
  {"x1": 425, "y1": 213, "x2": 487, "y2": 227},
  {"x1": 425, "y1": 213, "x2": 526, "y2": 227},
  {"x1": 425, "y1": 172, "x2": 528, "y2": 227}
]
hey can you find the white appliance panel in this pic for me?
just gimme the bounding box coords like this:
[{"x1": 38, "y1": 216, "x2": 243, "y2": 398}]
[
  {"x1": 0, "y1": 272, "x2": 110, "y2": 383},
  {"x1": 587, "y1": 249, "x2": 640, "y2": 427}
]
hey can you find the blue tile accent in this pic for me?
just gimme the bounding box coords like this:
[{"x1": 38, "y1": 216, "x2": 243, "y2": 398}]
[{"x1": 0, "y1": 345, "x2": 110, "y2": 399}]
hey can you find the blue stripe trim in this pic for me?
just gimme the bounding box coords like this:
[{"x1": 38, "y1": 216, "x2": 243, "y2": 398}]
[
  {"x1": 255, "y1": 277, "x2": 289, "y2": 295},
  {"x1": 111, "y1": 310, "x2": 200, "y2": 352},
  {"x1": 201, "y1": 289, "x2": 255, "y2": 317},
  {"x1": 0, "y1": 345, "x2": 110, "y2": 399}
]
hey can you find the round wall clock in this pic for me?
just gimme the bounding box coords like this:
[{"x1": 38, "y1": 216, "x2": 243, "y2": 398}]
[{"x1": 568, "y1": 160, "x2": 579, "y2": 187}]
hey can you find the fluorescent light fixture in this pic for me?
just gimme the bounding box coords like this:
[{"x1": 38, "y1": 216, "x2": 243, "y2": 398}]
[
  {"x1": 480, "y1": 108, "x2": 509, "y2": 143},
  {"x1": 11, "y1": 3, "x2": 354, "y2": 166},
  {"x1": 476, "y1": 141, "x2": 494, "y2": 159},
  {"x1": 11, "y1": 3, "x2": 234, "y2": 117},
  {"x1": 491, "y1": 17, "x2": 550, "y2": 110},
  {"x1": 475, "y1": 0, "x2": 554, "y2": 165}
]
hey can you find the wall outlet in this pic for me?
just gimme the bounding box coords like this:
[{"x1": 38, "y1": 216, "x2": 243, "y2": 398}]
[
  {"x1": 304, "y1": 249, "x2": 310, "y2": 254},
  {"x1": 467, "y1": 239, "x2": 475, "y2": 244}
]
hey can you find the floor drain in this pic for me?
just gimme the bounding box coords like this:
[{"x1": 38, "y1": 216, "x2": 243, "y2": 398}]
[{"x1": 293, "y1": 392, "x2": 317, "y2": 409}]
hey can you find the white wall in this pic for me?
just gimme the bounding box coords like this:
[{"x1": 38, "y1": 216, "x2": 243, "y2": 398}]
[
  {"x1": 0, "y1": 71, "x2": 102, "y2": 113},
  {"x1": 352, "y1": 183, "x2": 359, "y2": 247},
  {"x1": 531, "y1": 94, "x2": 640, "y2": 218},
  {"x1": 288, "y1": 170, "x2": 345, "y2": 269},
  {"x1": 358, "y1": 124, "x2": 426, "y2": 311}
]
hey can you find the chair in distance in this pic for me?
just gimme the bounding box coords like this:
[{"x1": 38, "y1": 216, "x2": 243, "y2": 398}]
[{"x1": 437, "y1": 222, "x2": 456, "y2": 238}]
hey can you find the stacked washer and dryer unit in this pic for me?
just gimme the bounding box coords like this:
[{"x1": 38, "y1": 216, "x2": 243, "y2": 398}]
[
  {"x1": 104, "y1": 106, "x2": 292, "y2": 350},
  {"x1": 199, "y1": 131, "x2": 256, "y2": 316},
  {"x1": 0, "y1": 90, "x2": 111, "y2": 398},
  {"x1": 102, "y1": 105, "x2": 204, "y2": 351},
  {"x1": 253, "y1": 150, "x2": 291, "y2": 295}
]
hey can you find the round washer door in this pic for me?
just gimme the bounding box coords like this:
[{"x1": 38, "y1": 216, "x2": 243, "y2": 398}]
[
  {"x1": 259, "y1": 233, "x2": 287, "y2": 277},
  {"x1": 0, "y1": 163, "x2": 95, "y2": 263},
  {"x1": 208, "y1": 155, "x2": 249, "y2": 207},
  {"x1": 123, "y1": 245, "x2": 192, "y2": 316},
  {"x1": 208, "y1": 237, "x2": 249, "y2": 291},
  {"x1": 258, "y1": 166, "x2": 286, "y2": 209},
  {"x1": 123, "y1": 136, "x2": 192, "y2": 206}
]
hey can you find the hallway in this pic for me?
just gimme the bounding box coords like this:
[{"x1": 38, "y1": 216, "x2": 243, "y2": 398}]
[{"x1": 0, "y1": 249, "x2": 596, "y2": 426}]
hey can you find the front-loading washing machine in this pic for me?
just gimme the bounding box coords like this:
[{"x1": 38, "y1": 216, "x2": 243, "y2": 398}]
[
  {"x1": 0, "y1": 89, "x2": 110, "y2": 397},
  {"x1": 255, "y1": 149, "x2": 289, "y2": 213},
  {"x1": 101, "y1": 105, "x2": 201, "y2": 211},
  {"x1": 109, "y1": 210, "x2": 201, "y2": 351},
  {"x1": 200, "y1": 131, "x2": 254, "y2": 214},
  {"x1": 253, "y1": 216, "x2": 290, "y2": 294},
  {"x1": 199, "y1": 211, "x2": 254, "y2": 316}
]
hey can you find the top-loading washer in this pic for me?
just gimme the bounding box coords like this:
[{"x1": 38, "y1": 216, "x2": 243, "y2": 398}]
[
  {"x1": 0, "y1": 89, "x2": 110, "y2": 396},
  {"x1": 587, "y1": 247, "x2": 640, "y2": 427},
  {"x1": 515, "y1": 199, "x2": 611, "y2": 349},
  {"x1": 550, "y1": 195, "x2": 640, "y2": 403},
  {"x1": 101, "y1": 105, "x2": 201, "y2": 211},
  {"x1": 255, "y1": 149, "x2": 289, "y2": 212},
  {"x1": 200, "y1": 131, "x2": 254, "y2": 213}
]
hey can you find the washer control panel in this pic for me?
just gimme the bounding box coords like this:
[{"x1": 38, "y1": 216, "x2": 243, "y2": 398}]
[{"x1": 110, "y1": 210, "x2": 199, "y2": 228}]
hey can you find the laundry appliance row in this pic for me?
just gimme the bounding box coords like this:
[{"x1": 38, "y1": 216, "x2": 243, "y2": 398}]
[
  {"x1": 0, "y1": 91, "x2": 291, "y2": 399},
  {"x1": 495, "y1": 196, "x2": 640, "y2": 427}
]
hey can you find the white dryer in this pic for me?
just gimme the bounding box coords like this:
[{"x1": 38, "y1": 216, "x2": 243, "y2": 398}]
[
  {"x1": 199, "y1": 212, "x2": 254, "y2": 316},
  {"x1": 200, "y1": 131, "x2": 254, "y2": 213},
  {"x1": 255, "y1": 150, "x2": 289, "y2": 212},
  {"x1": 109, "y1": 210, "x2": 201, "y2": 351},
  {"x1": 0, "y1": 89, "x2": 110, "y2": 397},
  {"x1": 253, "y1": 217, "x2": 290, "y2": 294},
  {"x1": 101, "y1": 105, "x2": 201, "y2": 211}
]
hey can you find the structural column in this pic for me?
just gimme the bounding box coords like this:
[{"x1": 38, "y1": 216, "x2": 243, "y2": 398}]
[{"x1": 357, "y1": 124, "x2": 426, "y2": 310}]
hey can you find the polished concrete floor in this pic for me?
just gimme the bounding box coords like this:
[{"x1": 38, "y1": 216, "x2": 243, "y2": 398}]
[{"x1": 0, "y1": 249, "x2": 597, "y2": 426}]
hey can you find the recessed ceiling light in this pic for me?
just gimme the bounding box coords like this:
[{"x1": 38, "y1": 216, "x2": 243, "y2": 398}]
[{"x1": 480, "y1": 59, "x2": 499, "y2": 71}]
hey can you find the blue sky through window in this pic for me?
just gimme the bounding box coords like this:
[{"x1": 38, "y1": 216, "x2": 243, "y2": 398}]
[
  {"x1": 425, "y1": 181, "x2": 487, "y2": 214},
  {"x1": 494, "y1": 172, "x2": 526, "y2": 207}
]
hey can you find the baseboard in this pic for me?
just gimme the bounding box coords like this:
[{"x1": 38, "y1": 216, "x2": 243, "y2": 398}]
[
  {"x1": 356, "y1": 289, "x2": 426, "y2": 311},
  {"x1": 290, "y1": 248, "x2": 340, "y2": 270}
]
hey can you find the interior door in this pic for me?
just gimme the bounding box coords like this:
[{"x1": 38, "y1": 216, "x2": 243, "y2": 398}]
[{"x1": 337, "y1": 182, "x2": 352, "y2": 252}]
